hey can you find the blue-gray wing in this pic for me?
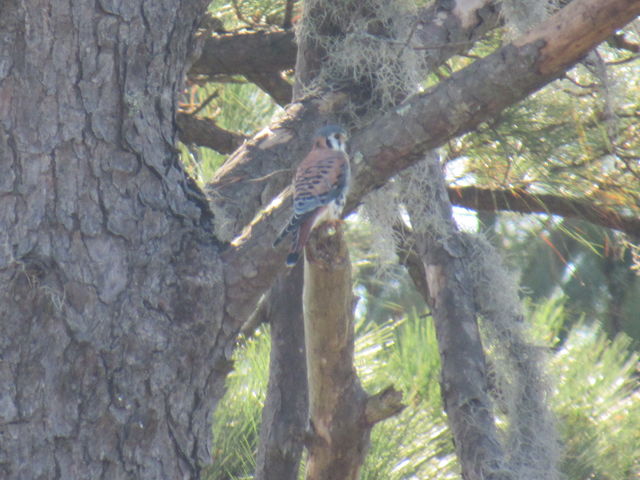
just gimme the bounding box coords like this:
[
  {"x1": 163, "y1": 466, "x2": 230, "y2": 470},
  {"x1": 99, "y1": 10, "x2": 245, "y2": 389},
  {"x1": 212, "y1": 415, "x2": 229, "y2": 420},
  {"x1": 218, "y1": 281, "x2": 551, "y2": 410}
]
[{"x1": 293, "y1": 149, "x2": 349, "y2": 216}]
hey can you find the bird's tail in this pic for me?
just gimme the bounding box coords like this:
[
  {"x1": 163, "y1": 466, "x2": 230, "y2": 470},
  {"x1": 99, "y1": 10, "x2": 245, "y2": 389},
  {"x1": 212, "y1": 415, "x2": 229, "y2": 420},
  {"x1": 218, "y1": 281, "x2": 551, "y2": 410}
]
[
  {"x1": 285, "y1": 252, "x2": 300, "y2": 266},
  {"x1": 284, "y1": 212, "x2": 317, "y2": 266}
]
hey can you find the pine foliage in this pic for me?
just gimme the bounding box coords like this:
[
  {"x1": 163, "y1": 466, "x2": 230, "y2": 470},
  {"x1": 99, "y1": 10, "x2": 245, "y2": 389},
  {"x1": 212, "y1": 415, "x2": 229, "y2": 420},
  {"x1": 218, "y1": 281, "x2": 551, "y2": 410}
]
[{"x1": 205, "y1": 299, "x2": 640, "y2": 479}]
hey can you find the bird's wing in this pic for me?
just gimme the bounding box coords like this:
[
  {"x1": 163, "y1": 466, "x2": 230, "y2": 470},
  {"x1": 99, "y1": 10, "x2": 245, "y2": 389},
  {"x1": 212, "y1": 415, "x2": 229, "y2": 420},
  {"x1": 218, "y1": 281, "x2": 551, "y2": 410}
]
[{"x1": 293, "y1": 149, "x2": 349, "y2": 216}]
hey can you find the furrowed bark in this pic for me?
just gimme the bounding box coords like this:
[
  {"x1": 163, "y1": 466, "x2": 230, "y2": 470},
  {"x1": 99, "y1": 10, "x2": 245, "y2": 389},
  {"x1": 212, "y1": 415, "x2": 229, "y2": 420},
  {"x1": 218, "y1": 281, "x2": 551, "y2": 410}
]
[
  {"x1": 302, "y1": 225, "x2": 403, "y2": 480},
  {"x1": 1, "y1": 0, "x2": 635, "y2": 478},
  {"x1": 0, "y1": 1, "x2": 227, "y2": 478}
]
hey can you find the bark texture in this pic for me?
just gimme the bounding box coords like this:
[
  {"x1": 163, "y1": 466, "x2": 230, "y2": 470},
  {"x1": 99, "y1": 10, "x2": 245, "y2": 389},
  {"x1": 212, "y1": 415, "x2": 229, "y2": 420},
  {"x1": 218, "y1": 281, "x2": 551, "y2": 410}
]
[
  {"x1": 254, "y1": 264, "x2": 308, "y2": 480},
  {"x1": 245, "y1": 72, "x2": 293, "y2": 107},
  {"x1": 347, "y1": 0, "x2": 640, "y2": 207},
  {"x1": 189, "y1": 0, "x2": 501, "y2": 87},
  {"x1": 404, "y1": 159, "x2": 509, "y2": 480},
  {"x1": 1, "y1": 0, "x2": 638, "y2": 478},
  {"x1": 191, "y1": 30, "x2": 297, "y2": 78},
  {"x1": 514, "y1": 0, "x2": 637, "y2": 74},
  {"x1": 228, "y1": 3, "x2": 640, "y2": 478},
  {"x1": 302, "y1": 225, "x2": 403, "y2": 480},
  {"x1": 0, "y1": 1, "x2": 228, "y2": 478}
]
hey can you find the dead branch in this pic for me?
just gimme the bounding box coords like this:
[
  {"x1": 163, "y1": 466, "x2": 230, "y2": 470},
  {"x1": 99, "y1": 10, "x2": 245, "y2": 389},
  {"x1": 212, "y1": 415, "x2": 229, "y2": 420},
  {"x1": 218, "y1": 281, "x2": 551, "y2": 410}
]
[
  {"x1": 403, "y1": 158, "x2": 510, "y2": 480},
  {"x1": 218, "y1": 3, "x2": 640, "y2": 479},
  {"x1": 189, "y1": 1, "x2": 501, "y2": 79},
  {"x1": 448, "y1": 186, "x2": 640, "y2": 238},
  {"x1": 302, "y1": 224, "x2": 403, "y2": 479},
  {"x1": 205, "y1": 0, "x2": 500, "y2": 234},
  {"x1": 189, "y1": 1, "x2": 501, "y2": 99},
  {"x1": 514, "y1": 0, "x2": 640, "y2": 75},
  {"x1": 347, "y1": 0, "x2": 640, "y2": 210}
]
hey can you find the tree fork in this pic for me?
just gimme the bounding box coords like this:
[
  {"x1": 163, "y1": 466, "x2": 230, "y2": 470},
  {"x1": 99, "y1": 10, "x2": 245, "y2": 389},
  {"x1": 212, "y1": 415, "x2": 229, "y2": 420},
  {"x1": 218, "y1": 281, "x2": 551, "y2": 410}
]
[{"x1": 302, "y1": 224, "x2": 404, "y2": 479}]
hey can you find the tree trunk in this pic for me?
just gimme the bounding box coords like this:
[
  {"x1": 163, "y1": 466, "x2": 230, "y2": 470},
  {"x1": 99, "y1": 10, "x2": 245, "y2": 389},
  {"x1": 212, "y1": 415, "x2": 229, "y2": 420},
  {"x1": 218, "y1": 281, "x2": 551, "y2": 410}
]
[
  {"x1": 0, "y1": 1, "x2": 231, "y2": 478},
  {"x1": 254, "y1": 264, "x2": 308, "y2": 480},
  {"x1": 302, "y1": 225, "x2": 369, "y2": 479}
]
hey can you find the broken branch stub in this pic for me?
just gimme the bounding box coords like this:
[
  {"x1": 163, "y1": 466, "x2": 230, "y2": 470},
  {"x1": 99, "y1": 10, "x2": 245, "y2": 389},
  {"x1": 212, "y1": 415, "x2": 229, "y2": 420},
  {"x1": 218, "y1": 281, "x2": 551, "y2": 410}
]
[{"x1": 302, "y1": 223, "x2": 404, "y2": 479}]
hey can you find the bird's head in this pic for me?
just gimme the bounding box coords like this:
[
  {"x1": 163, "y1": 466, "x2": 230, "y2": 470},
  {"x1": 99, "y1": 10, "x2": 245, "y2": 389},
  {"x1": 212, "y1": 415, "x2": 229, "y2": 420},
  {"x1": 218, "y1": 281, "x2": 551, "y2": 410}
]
[{"x1": 314, "y1": 125, "x2": 348, "y2": 152}]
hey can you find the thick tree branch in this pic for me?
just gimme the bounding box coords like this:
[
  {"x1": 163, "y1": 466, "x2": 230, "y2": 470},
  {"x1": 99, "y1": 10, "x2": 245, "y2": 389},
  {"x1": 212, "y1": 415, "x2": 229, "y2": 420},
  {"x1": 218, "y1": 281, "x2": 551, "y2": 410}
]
[
  {"x1": 364, "y1": 386, "x2": 405, "y2": 425},
  {"x1": 207, "y1": 92, "x2": 350, "y2": 242},
  {"x1": 190, "y1": 1, "x2": 501, "y2": 80},
  {"x1": 216, "y1": 4, "x2": 640, "y2": 479},
  {"x1": 255, "y1": 265, "x2": 308, "y2": 480},
  {"x1": 347, "y1": 0, "x2": 640, "y2": 209},
  {"x1": 400, "y1": 156, "x2": 516, "y2": 480},
  {"x1": 188, "y1": 31, "x2": 295, "y2": 106},
  {"x1": 414, "y1": 0, "x2": 501, "y2": 72},
  {"x1": 176, "y1": 113, "x2": 247, "y2": 154},
  {"x1": 190, "y1": 1, "x2": 501, "y2": 104},
  {"x1": 302, "y1": 225, "x2": 367, "y2": 479},
  {"x1": 394, "y1": 223, "x2": 431, "y2": 304},
  {"x1": 190, "y1": 30, "x2": 296, "y2": 78},
  {"x1": 245, "y1": 73, "x2": 292, "y2": 107},
  {"x1": 448, "y1": 186, "x2": 640, "y2": 238},
  {"x1": 217, "y1": 0, "x2": 640, "y2": 341},
  {"x1": 219, "y1": 3, "x2": 640, "y2": 479},
  {"x1": 513, "y1": 0, "x2": 638, "y2": 75}
]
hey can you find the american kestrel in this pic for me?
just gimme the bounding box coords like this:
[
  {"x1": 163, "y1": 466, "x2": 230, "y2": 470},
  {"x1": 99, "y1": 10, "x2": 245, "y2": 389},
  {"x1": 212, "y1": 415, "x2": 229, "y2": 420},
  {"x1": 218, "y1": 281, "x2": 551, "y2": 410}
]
[{"x1": 273, "y1": 125, "x2": 350, "y2": 266}]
